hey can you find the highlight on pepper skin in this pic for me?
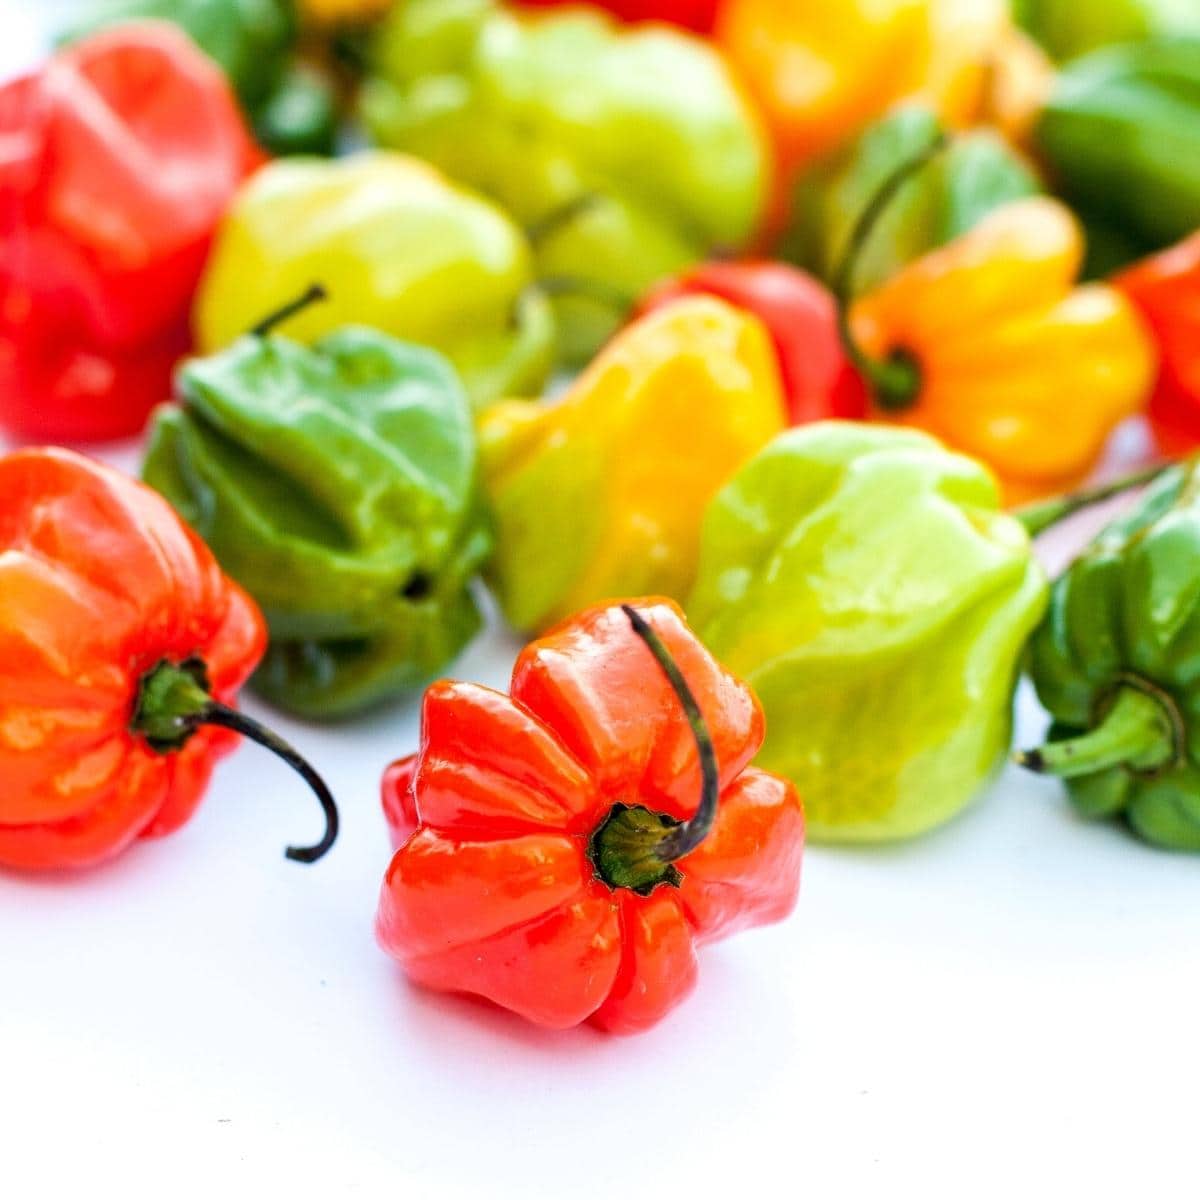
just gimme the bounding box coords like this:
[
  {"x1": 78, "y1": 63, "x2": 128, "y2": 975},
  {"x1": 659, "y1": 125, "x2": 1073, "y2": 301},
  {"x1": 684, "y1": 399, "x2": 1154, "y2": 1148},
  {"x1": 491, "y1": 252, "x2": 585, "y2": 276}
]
[{"x1": 375, "y1": 599, "x2": 804, "y2": 1033}]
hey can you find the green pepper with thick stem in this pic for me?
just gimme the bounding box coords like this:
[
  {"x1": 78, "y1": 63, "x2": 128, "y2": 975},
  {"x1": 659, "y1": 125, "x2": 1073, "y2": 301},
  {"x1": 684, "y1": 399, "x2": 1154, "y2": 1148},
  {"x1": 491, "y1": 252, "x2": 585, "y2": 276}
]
[
  {"x1": 782, "y1": 105, "x2": 1040, "y2": 298},
  {"x1": 360, "y1": 0, "x2": 769, "y2": 365},
  {"x1": 143, "y1": 291, "x2": 493, "y2": 719},
  {"x1": 1019, "y1": 462, "x2": 1200, "y2": 850},
  {"x1": 687, "y1": 421, "x2": 1048, "y2": 842},
  {"x1": 62, "y1": 0, "x2": 339, "y2": 155}
]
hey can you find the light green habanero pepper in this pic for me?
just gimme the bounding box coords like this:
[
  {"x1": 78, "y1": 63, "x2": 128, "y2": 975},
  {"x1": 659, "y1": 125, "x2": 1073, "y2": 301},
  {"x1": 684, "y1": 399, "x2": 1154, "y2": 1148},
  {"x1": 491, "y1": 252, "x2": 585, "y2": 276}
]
[
  {"x1": 360, "y1": 0, "x2": 770, "y2": 364},
  {"x1": 687, "y1": 422, "x2": 1048, "y2": 842}
]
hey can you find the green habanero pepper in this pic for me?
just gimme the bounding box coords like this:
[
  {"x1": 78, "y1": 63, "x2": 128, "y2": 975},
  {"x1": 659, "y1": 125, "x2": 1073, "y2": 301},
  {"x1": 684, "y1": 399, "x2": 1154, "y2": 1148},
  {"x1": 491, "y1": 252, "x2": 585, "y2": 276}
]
[
  {"x1": 1035, "y1": 38, "x2": 1200, "y2": 254},
  {"x1": 1015, "y1": 0, "x2": 1200, "y2": 62},
  {"x1": 687, "y1": 422, "x2": 1048, "y2": 842},
  {"x1": 1019, "y1": 462, "x2": 1200, "y2": 850},
  {"x1": 194, "y1": 152, "x2": 555, "y2": 409},
  {"x1": 60, "y1": 0, "x2": 339, "y2": 155},
  {"x1": 782, "y1": 105, "x2": 1041, "y2": 298},
  {"x1": 143, "y1": 299, "x2": 492, "y2": 719},
  {"x1": 360, "y1": 0, "x2": 770, "y2": 365}
]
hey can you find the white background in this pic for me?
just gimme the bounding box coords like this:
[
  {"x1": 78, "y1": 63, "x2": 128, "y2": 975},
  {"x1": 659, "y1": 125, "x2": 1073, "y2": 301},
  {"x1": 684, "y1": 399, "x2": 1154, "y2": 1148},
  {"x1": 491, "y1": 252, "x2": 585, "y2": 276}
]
[{"x1": 2, "y1": 4, "x2": 1197, "y2": 1196}]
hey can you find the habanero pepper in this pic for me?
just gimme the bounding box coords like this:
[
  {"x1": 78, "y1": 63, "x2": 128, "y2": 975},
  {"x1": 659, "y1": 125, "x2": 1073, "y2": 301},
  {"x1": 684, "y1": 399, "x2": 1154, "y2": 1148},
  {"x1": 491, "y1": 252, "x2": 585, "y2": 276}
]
[
  {"x1": 377, "y1": 599, "x2": 804, "y2": 1033},
  {"x1": 0, "y1": 448, "x2": 337, "y2": 872},
  {"x1": 1015, "y1": 0, "x2": 1200, "y2": 61},
  {"x1": 361, "y1": 0, "x2": 769, "y2": 365},
  {"x1": 1018, "y1": 462, "x2": 1200, "y2": 851},
  {"x1": 0, "y1": 24, "x2": 262, "y2": 442},
  {"x1": 687, "y1": 422, "x2": 1047, "y2": 843},
  {"x1": 517, "y1": 0, "x2": 719, "y2": 33},
  {"x1": 635, "y1": 261, "x2": 864, "y2": 425},
  {"x1": 479, "y1": 296, "x2": 786, "y2": 634},
  {"x1": 194, "y1": 152, "x2": 554, "y2": 410},
  {"x1": 144, "y1": 289, "x2": 493, "y2": 720},
  {"x1": 1115, "y1": 232, "x2": 1200, "y2": 455},
  {"x1": 835, "y1": 142, "x2": 1155, "y2": 503}
]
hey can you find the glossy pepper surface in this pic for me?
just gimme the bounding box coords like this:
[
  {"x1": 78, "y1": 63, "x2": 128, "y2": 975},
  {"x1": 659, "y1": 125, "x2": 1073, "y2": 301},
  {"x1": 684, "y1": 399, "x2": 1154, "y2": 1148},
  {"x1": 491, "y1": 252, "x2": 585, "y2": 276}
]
[
  {"x1": 1015, "y1": 0, "x2": 1200, "y2": 61},
  {"x1": 715, "y1": 0, "x2": 1006, "y2": 177},
  {"x1": 784, "y1": 106, "x2": 1041, "y2": 298},
  {"x1": 1034, "y1": 39, "x2": 1200, "y2": 256},
  {"x1": 479, "y1": 297, "x2": 786, "y2": 634},
  {"x1": 636, "y1": 262, "x2": 863, "y2": 425},
  {"x1": 143, "y1": 316, "x2": 491, "y2": 719},
  {"x1": 1020, "y1": 463, "x2": 1200, "y2": 851},
  {"x1": 0, "y1": 24, "x2": 261, "y2": 442},
  {"x1": 519, "y1": 0, "x2": 717, "y2": 32},
  {"x1": 377, "y1": 599, "x2": 804, "y2": 1032},
  {"x1": 1117, "y1": 233, "x2": 1200, "y2": 454},
  {"x1": 194, "y1": 153, "x2": 554, "y2": 409},
  {"x1": 361, "y1": 0, "x2": 769, "y2": 364},
  {"x1": 0, "y1": 448, "x2": 337, "y2": 871},
  {"x1": 688, "y1": 422, "x2": 1047, "y2": 842},
  {"x1": 842, "y1": 196, "x2": 1156, "y2": 502},
  {"x1": 62, "y1": 0, "x2": 339, "y2": 155}
]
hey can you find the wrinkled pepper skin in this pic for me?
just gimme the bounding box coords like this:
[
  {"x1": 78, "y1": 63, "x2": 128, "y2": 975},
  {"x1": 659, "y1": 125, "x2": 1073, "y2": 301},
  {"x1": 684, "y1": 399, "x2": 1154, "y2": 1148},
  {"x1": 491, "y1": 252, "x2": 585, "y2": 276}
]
[
  {"x1": 845, "y1": 197, "x2": 1156, "y2": 502},
  {"x1": 636, "y1": 262, "x2": 864, "y2": 425},
  {"x1": 377, "y1": 599, "x2": 804, "y2": 1032},
  {"x1": 784, "y1": 106, "x2": 1041, "y2": 298},
  {"x1": 1024, "y1": 464, "x2": 1200, "y2": 850},
  {"x1": 1034, "y1": 39, "x2": 1200, "y2": 254},
  {"x1": 689, "y1": 422, "x2": 1048, "y2": 843},
  {"x1": 143, "y1": 327, "x2": 492, "y2": 719},
  {"x1": 62, "y1": 0, "x2": 339, "y2": 155},
  {"x1": 715, "y1": 0, "x2": 1007, "y2": 178},
  {"x1": 1015, "y1": 0, "x2": 1200, "y2": 61},
  {"x1": 480, "y1": 297, "x2": 786, "y2": 634},
  {"x1": 361, "y1": 0, "x2": 769, "y2": 364},
  {"x1": 519, "y1": 0, "x2": 718, "y2": 33},
  {"x1": 1117, "y1": 233, "x2": 1200, "y2": 454},
  {"x1": 194, "y1": 153, "x2": 554, "y2": 409},
  {"x1": 0, "y1": 448, "x2": 264, "y2": 871},
  {"x1": 0, "y1": 25, "x2": 261, "y2": 442}
]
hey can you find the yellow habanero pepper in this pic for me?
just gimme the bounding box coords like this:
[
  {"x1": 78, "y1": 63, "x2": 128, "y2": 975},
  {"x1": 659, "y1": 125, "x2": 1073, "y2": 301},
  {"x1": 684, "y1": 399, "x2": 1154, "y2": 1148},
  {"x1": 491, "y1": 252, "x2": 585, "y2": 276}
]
[
  {"x1": 716, "y1": 0, "x2": 1007, "y2": 177},
  {"x1": 841, "y1": 194, "x2": 1156, "y2": 503},
  {"x1": 480, "y1": 296, "x2": 786, "y2": 633},
  {"x1": 298, "y1": 0, "x2": 392, "y2": 24}
]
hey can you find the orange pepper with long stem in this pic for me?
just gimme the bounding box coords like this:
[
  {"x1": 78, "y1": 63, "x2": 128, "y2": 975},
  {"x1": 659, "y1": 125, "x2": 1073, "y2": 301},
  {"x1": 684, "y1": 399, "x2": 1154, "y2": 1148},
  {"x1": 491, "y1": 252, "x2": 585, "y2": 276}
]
[{"x1": 835, "y1": 141, "x2": 1156, "y2": 503}]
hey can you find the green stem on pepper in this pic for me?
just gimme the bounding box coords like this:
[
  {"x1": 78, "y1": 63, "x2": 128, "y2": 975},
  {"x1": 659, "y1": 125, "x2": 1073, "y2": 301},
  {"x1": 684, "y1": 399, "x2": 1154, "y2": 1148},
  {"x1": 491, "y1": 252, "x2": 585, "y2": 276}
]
[
  {"x1": 249, "y1": 283, "x2": 328, "y2": 338},
  {"x1": 831, "y1": 133, "x2": 949, "y2": 413},
  {"x1": 132, "y1": 659, "x2": 339, "y2": 863},
  {"x1": 1015, "y1": 463, "x2": 1174, "y2": 537}
]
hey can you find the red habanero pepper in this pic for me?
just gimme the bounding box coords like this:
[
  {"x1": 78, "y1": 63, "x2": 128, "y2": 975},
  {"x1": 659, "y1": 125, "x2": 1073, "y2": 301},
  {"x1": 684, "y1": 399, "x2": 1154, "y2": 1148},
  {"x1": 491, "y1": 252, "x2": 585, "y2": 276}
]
[
  {"x1": 0, "y1": 25, "x2": 263, "y2": 442},
  {"x1": 1116, "y1": 232, "x2": 1200, "y2": 455},
  {"x1": 637, "y1": 261, "x2": 866, "y2": 424},
  {"x1": 377, "y1": 599, "x2": 804, "y2": 1034},
  {"x1": 518, "y1": 0, "x2": 719, "y2": 34},
  {"x1": 0, "y1": 448, "x2": 337, "y2": 872}
]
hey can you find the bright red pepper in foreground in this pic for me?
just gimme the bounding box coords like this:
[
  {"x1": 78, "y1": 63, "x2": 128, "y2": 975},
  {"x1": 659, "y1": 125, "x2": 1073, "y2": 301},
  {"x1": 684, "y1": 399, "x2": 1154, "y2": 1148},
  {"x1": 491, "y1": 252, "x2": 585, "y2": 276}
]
[
  {"x1": 1116, "y1": 232, "x2": 1200, "y2": 454},
  {"x1": 378, "y1": 599, "x2": 803, "y2": 1033},
  {"x1": 0, "y1": 448, "x2": 337, "y2": 871},
  {"x1": 519, "y1": 0, "x2": 718, "y2": 33},
  {"x1": 0, "y1": 25, "x2": 262, "y2": 442},
  {"x1": 637, "y1": 262, "x2": 866, "y2": 424}
]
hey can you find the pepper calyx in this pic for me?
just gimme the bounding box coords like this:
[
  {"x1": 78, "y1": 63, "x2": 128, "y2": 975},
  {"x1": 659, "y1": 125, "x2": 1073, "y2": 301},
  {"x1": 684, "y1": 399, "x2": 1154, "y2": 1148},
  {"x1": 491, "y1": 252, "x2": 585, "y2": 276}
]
[
  {"x1": 1017, "y1": 681, "x2": 1182, "y2": 780},
  {"x1": 589, "y1": 802, "x2": 684, "y2": 895},
  {"x1": 868, "y1": 347, "x2": 922, "y2": 412}
]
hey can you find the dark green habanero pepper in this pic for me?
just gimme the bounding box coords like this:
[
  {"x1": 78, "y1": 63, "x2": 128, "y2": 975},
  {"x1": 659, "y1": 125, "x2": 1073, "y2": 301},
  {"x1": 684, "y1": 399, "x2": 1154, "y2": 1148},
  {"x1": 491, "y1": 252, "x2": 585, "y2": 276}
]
[
  {"x1": 781, "y1": 105, "x2": 1040, "y2": 298},
  {"x1": 143, "y1": 293, "x2": 492, "y2": 719},
  {"x1": 1034, "y1": 38, "x2": 1200, "y2": 257},
  {"x1": 1019, "y1": 462, "x2": 1200, "y2": 850}
]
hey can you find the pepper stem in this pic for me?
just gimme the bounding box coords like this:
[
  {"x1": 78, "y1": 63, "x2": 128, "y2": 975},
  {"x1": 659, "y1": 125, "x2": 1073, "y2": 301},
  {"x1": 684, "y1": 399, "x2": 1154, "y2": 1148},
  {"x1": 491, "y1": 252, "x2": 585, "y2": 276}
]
[
  {"x1": 1014, "y1": 464, "x2": 1172, "y2": 537},
  {"x1": 1016, "y1": 685, "x2": 1179, "y2": 779},
  {"x1": 525, "y1": 193, "x2": 602, "y2": 244},
  {"x1": 249, "y1": 283, "x2": 328, "y2": 338},
  {"x1": 131, "y1": 659, "x2": 339, "y2": 863},
  {"x1": 831, "y1": 133, "x2": 949, "y2": 413}
]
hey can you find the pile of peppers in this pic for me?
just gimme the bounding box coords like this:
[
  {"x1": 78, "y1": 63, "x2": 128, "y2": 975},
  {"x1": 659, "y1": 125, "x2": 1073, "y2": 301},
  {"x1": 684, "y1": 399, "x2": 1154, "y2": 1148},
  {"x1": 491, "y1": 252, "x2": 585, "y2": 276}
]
[{"x1": 6, "y1": 0, "x2": 1200, "y2": 1039}]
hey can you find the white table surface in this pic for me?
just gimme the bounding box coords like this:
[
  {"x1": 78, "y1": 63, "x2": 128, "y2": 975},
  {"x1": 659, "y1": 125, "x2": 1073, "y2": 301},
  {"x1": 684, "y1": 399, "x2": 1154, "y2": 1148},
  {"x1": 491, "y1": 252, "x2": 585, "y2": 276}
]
[{"x1": 2, "y1": 6, "x2": 1197, "y2": 1196}]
